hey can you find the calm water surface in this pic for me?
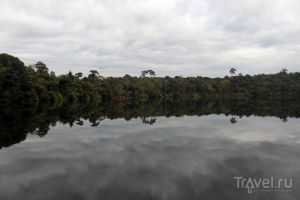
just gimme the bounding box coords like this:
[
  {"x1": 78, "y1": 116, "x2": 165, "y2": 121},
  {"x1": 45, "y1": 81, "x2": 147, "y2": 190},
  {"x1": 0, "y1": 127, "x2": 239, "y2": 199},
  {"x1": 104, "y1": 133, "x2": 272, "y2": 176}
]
[{"x1": 0, "y1": 114, "x2": 299, "y2": 199}]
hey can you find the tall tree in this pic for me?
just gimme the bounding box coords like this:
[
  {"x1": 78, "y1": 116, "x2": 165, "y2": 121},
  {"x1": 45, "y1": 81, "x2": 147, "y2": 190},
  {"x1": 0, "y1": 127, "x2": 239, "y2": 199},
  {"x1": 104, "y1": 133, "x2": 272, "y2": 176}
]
[
  {"x1": 75, "y1": 72, "x2": 83, "y2": 79},
  {"x1": 35, "y1": 61, "x2": 48, "y2": 73},
  {"x1": 229, "y1": 68, "x2": 236, "y2": 76}
]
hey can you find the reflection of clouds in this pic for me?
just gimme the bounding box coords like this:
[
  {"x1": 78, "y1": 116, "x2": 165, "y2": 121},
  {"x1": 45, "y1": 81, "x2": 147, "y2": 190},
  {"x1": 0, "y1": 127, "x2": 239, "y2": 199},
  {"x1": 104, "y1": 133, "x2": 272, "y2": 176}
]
[{"x1": 0, "y1": 115, "x2": 299, "y2": 199}]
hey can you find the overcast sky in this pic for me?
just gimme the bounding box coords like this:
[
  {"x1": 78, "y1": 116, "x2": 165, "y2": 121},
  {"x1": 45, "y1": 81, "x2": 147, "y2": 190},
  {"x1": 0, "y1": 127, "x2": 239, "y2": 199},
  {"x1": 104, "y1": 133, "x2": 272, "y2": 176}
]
[{"x1": 0, "y1": 0, "x2": 299, "y2": 77}]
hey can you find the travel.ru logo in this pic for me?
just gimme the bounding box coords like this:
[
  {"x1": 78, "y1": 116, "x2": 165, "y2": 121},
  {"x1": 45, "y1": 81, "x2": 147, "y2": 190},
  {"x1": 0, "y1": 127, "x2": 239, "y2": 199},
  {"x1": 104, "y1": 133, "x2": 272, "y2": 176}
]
[{"x1": 234, "y1": 176, "x2": 293, "y2": 194}]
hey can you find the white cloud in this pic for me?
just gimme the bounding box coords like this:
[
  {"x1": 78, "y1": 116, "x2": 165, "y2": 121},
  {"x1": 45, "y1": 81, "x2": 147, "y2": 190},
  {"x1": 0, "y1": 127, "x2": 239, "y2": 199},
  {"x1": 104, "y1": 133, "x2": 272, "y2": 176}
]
[{"x1": 0, "y1": 0, "x2": 299, "y2": 77}]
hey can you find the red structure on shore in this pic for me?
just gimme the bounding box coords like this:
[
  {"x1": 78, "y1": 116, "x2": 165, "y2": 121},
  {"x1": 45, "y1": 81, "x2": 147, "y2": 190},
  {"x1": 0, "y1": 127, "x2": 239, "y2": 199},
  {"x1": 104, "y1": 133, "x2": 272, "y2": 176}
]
[{"x1": 113, "y1": 96, "x2": 127, "y2": 101}]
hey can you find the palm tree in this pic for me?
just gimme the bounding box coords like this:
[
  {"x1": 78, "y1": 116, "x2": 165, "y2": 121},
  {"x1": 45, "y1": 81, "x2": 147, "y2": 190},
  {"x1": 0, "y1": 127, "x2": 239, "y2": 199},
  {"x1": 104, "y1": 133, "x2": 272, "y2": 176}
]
[
  {"x1": 280, "y1": 68, "x2": 288, "y2": 74},
  {"x1": 229, "y1": 68, "x2": 237, "y2": 92},
  {"x1": 229, "y1": 68, "x2": 236, "y2": 76}
]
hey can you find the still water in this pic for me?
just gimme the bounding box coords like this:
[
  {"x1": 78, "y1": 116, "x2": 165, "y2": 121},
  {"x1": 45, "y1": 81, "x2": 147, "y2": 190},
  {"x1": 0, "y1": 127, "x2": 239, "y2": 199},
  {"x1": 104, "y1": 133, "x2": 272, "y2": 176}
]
[{"x1": 0, "y1": 114, "x2": 299, "y2": 199}]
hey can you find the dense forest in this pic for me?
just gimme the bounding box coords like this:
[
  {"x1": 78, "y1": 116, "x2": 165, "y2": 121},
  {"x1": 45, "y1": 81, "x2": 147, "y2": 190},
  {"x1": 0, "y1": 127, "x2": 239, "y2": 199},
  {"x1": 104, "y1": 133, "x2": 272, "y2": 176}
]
[
  {"x1": 1, "y1": 53, "x2": 300, "y2": 148},
  {"x1": 1, "y1": 53, "x2": 300, "y2": 110}
]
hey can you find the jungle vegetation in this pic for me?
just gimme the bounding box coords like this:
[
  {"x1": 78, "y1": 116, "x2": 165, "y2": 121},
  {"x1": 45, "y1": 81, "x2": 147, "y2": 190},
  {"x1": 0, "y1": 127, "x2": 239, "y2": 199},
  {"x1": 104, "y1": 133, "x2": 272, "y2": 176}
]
[
  {"x1": 1, "y1": 53, "x2": 300, "y2": 148},
  {"x1": 1, "y1": 53, "x2": 299, "y2": 110}
]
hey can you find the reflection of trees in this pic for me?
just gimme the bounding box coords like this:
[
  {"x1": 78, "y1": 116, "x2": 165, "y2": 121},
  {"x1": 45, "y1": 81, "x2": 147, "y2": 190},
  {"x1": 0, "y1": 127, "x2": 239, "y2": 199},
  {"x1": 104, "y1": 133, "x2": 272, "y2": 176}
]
[
  {"x1": 230, "y1": 116, "x2": 237, "y2": 124},
  {"x1": 35, "y1": 127, "x2": 49, "y2": 137},
  {"x1": 90, "y1": 120, "x2": 100, "y2": 127},
  {"x1": 0, "y1": 99, "x2": 299, "y2": 148},
  {"x1": 281, "y1": 117, "x2": 288, "y2": 122},
  {"x1": 141, "y1": 117, "x2": 157, "y2": 125},
  {"x1": 76, "y1": 120, "x2": 84, "y2": 126}
]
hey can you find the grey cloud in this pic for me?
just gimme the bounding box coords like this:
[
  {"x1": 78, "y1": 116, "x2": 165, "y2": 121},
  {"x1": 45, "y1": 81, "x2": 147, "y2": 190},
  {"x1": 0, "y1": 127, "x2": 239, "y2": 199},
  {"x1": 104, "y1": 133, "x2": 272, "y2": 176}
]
[{"x1": 0, "y1": 0, "x2": 299, "y2": 77}]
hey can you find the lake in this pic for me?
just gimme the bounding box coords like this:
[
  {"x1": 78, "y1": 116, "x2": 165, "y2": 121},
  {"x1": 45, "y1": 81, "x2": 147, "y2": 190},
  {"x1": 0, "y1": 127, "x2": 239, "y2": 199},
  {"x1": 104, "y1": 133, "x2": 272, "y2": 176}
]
[{"x1": 0, "y1": 101, "x2": 299, "y2": 199}]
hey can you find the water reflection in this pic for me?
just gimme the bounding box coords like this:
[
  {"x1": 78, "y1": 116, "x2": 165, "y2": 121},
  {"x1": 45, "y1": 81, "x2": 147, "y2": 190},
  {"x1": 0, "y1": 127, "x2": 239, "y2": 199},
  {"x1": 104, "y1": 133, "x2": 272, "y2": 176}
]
[
  {"x1": 0, "y1": 100, "x2": 300, "y2": 199},
  {"x1": 0, "y1": 99, "x2": 299, "y2": 148},
  {"x1": 0, "y1": 115, "x2": 299, "y2": 199}
]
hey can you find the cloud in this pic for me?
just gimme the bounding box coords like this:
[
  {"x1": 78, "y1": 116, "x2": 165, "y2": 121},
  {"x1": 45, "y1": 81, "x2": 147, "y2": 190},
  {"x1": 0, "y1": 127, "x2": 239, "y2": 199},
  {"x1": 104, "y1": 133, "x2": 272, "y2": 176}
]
[{"x1": 0, "y1": 0, "x2": 299, "y2": 77}]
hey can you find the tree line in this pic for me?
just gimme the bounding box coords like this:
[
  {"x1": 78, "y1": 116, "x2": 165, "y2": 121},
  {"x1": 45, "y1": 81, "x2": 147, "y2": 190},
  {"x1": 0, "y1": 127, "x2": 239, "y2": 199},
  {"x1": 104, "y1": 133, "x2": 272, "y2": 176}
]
[{"x1": 0, "y1": 53, "x2": 300, "y2": 109}]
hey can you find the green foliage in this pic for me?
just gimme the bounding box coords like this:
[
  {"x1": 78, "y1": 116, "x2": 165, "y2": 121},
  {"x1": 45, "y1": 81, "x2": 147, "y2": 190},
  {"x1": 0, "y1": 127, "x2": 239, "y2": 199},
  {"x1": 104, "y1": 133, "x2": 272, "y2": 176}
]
[
  {"x1": 141, "y1": 69, "x2": 156, "y2": 78},
  {"x1": 0, "y1": 53, "x2": 299, "y2": 109},
  {"x1": 35, "y1": 61, "x2": 48, "y2": 73},
  {"x1": 1, "y1": 53, "x2": 299, "y2": 149},
  {"x1": 229, "y1": 68, "x2": 236, "y2": 76}
]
